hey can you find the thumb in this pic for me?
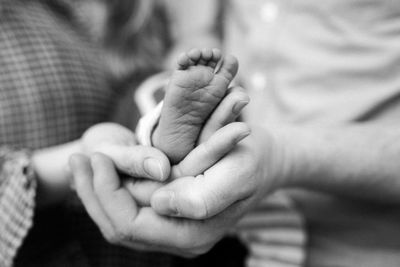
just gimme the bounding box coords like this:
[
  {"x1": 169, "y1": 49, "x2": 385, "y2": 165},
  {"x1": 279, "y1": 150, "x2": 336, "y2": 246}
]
[
  {"x1": 82, "y1": 123, "x2": 170, "y2": 181},
  {"x1": 151, "y1": 145, "x2": 256, "y2": 219},
  {"x1": 97, "y1": 144, "x2": 171, "y2": 181},
  {"x1": 150, "y1": 176, "x2": 210, "y2": 219}
]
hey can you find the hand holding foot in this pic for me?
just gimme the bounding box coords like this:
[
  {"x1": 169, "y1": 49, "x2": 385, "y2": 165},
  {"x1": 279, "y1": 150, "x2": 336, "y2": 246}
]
[{"x1": 152, "y1": 48, "x2": 239, "y2": 163}]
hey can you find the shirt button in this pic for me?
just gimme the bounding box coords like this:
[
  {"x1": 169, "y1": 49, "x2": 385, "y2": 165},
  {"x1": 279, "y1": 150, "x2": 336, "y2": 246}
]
[{"x1": 260, "y1": 2, "x2": 279, "y2": 23}]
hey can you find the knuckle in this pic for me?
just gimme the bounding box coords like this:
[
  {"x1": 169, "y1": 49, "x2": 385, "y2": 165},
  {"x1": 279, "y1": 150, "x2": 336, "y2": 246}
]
[
  {"x1": 104, "y1": 232, "x2": 120, "y2": 245},
  {"x1": 115, "y1": 228, "x2": 130, "y2": 242},
  {"x1": 105, "y1": 229, "x2": 129, "y2": 245}
]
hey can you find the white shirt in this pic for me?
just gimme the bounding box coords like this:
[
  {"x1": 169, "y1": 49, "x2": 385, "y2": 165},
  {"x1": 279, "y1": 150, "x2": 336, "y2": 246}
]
[{"x1": 223, "y1": 1, "x2": 400, "y2": 266}]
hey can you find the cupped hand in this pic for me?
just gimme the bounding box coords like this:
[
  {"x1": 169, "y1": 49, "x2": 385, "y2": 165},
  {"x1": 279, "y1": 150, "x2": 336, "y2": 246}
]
[
  {"x1": 70, "y1": 125, "x2": 284, "y2": 257},
  {"x1": 71, "y1": 83, "x2": 291, "y2": 256},
  {"x1": 125, "y1": 85, "x2": 250, "y2": 206}
]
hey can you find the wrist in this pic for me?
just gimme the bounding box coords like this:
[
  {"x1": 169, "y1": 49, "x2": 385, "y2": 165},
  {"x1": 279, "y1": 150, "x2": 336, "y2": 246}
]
[
  {"x1": 254, "y1": 124, "x2": 316, "y2": 191},
  {"x1": 271, "y1": 125, "x2": 324, "y2": 189},
  {"x1": 32, "y1": 140, "x2": 82, "y2": 207},
  {"x1": 247, "y1": 126, "x2": 287, "y2": 193}
]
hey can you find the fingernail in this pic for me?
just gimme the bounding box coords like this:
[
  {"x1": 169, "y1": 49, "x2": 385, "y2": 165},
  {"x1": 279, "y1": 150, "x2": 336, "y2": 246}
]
[
  {"x1": 235, "y1": 130, "x2": 251, "y2": 143},
  {"x1": 152, "y1": 190, "x2": 179, "y2": 216},
  {"x1": 232, "y1": 101, "x2": 249, "y2": 115},
  {"x1": 143, "y1": 158, "x2": 164, "y2": 180}
]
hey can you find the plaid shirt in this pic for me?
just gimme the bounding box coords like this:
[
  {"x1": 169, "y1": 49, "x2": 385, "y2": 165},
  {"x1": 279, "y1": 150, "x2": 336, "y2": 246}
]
[{"x1": 0, "y1": 1, "x2": 173, "y2": 266}]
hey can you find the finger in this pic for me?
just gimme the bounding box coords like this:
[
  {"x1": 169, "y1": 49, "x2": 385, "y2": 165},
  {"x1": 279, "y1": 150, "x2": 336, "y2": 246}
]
[
  {"x1": 123, "y1": 178, "x2": 164, "y2": 206},
  {"x1": 96, "y1": 144, "x2": 170, "y2": 181},
  {"x1": 69, "y1": 154, "x2": 114, "y2": 237},
  {"x1": 172, "y1": 122, "x2": 251, "y2": 178},
  {"x1": 152, "y1": 142, "x2": 257, "y2": 219},
  {"x1": 129, "y1": 207, "x2": 220, "y2": 254},
  {"x1": 91, "y1": 153, "x2": 139, "y2": 232},
  {"x1": 72, "y1": 154, "x2": 193, "y2": 254},
  {"x1": 199, "y1": 86, "x2": 249, "y2": 143}
]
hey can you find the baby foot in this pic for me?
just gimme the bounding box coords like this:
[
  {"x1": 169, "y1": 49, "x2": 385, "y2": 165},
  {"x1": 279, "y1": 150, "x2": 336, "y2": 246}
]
[{"x1": 152, "y1": 48, "x2": 239, "y2": 163}]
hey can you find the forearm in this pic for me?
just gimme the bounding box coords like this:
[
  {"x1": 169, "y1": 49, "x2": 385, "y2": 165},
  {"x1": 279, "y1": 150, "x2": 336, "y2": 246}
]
[
  {"x1": 32, "y1": 140, "x2": 82, "y2": 207},
  {"x1": 260, "y1": 124, "x2": 400, "y2": 203}
]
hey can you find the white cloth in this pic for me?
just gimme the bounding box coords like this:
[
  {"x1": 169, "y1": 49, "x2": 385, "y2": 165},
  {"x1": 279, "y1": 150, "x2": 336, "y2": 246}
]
[{"x1": 135, "y1": 101, "x2": 163, "y2": 146}]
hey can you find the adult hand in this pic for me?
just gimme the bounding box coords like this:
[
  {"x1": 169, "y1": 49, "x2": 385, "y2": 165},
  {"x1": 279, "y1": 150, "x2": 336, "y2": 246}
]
[
  {"x1": 125, "y1": 121, "x2": 251, "y2": 206},
  {"x1": 80, "y1": 122, "x2": 171, "y2": 182},
  {"x1": 150, "y1": 127, "x2": 283, "y2": 219},
  {"x1": 70, "y1": 126, "x2": 286, "y2": 257}
]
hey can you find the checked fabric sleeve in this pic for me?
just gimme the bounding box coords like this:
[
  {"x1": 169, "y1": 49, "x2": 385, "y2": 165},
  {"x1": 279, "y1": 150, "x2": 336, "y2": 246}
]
[{"x1": 0, "y1": 148, "x2": 36, "y2": 267}]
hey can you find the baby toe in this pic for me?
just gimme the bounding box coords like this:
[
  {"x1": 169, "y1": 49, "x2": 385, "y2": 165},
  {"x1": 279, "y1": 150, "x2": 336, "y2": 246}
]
[
  {"x1": 207, "y1": 48, "x2": 223, "y2": 68},
  {"x1": 187, "y1": 48, "x2": 202, "y2": 63},
  {"x1": 201, "y1": 48, "x2": 214, "y2": 61},
  {"x1": 211, "y1": 48, "x2": 223, "y2": 63},
  {"x1": 177, "y1": 52, "x2": 192, "y2": 70}
]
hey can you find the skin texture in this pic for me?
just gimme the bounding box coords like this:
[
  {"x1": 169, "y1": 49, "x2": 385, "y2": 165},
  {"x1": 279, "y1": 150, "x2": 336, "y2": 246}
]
[
  {"x1": 152, "y1": 48, "x2": 239, "y2": 163},
  {"x1": 69, "y1": 123, "x2": 400, "y2": 257},
  {"x1": 69, "y1": 129, "x2": 263, "y2": 257}
]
